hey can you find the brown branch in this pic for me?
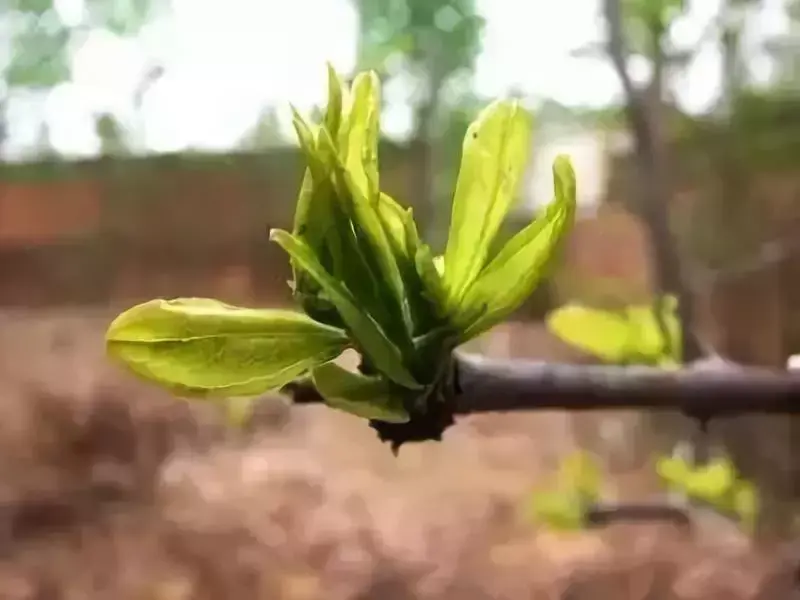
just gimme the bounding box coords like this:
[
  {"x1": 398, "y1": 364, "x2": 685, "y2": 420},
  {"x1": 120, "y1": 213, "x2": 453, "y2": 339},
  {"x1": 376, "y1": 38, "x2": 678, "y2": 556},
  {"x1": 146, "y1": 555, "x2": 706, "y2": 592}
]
[
  {"x1": 585, "y1": 502, "x2": 691, "y2": 528},
  {"x1": 286, "y1": 354, "x2": 800, "y2": 417},
  {"x1": 603, "y1": 0, "x2": 703, "y2": 363}
]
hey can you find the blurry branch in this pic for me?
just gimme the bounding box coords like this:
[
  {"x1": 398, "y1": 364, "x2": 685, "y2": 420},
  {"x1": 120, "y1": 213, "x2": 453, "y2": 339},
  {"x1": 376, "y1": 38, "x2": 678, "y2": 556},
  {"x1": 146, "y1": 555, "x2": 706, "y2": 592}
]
[
  {"x1": 689, "y1": 238, "x2": 800, "y2": 289},
  {"x1": 572, "y1": 8, "x2": 723, "y2": 66},
  {"x1": 286, "y1": 353, "x2": 800, "y2": 415},
  {"x1": 603, "y1": 0, "x2": 702, "y2": 363},
  {"x1": 133, "y1": 65, "x2": 165, "y2": 109},
  {"x1": 354, "y1": 0, "x2": 483, "y2": 241}
]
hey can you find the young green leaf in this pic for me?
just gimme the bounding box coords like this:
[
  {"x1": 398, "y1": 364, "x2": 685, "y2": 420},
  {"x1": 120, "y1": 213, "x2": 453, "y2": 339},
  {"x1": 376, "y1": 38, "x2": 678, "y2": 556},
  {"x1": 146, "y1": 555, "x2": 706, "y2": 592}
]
[
  {"x1": 683, "y1": 457, "x2": 738, "y2": 503},
  {"x1": 290, "y1": 64, "x2": 346, "y2": 251},
  {"x1": 546, "y1": 305, "x2": 633, "y2": 364},
  {"x1": 415, "y1": 244, "x2": 448, "y2": 315},
  {"x1": 656, "y1": 455, "x2": 693, "y2": 487},
  {"x1": 288, "y1": 107, "x2": 348, "y2": 327},
  {"x1": 290, "y1": 110, "x2": 376, "y2": 319},
  {"x1": 376, "y1": 192, "x2": 410, "y2": 258},
  {"x1": 269, "y1": 229, "x2": 420, "y2": 389},
  {"x1": 558, "y1": 451, "x2": 603, "y2": 503},
  {"x1": 397, "y1": 205, "x2": 448, "y2": 319},
  {"x1": 526, "y1": 489, "x2": 585, "y2": 531},
  {"x1": 458, "y1": 156, "x2": 577, "y2": 340},
  {"x1": 732, "y1": 481, "x2": 759, "y2": 533},
  {"x1": 323, "y1": 62, "x2": 345, "y2": 142},
  {"x1": 342, "y1": 71, "x2": 381, "y2": 200},
  {"x1": 547, "y1": 295, "x2": 681, "y2": 367},
  {"x1": 292, "y1": 108, "x2": 408, "y2": 337},
  {"x1": 442, "y1": 99, "x2": 533, "y2": 309},
  {"x1": 316, "y1": 128, "x2": 412, "y2": 340},
  {"x1": 626, "y1": 295, "x2": 682, "y2": 365},
  {"x1": 106, "y1": 298, "x2": 349, "y2": 397},
  {"x1": 433, "y1": 255, "x2": 444, "y2": 276},
  {"x1": 374, "y1": 196, "x2": 445, "y2": 336},
  {"x1": 311, "y1": 362, "x2": 410, "y2": 423}
]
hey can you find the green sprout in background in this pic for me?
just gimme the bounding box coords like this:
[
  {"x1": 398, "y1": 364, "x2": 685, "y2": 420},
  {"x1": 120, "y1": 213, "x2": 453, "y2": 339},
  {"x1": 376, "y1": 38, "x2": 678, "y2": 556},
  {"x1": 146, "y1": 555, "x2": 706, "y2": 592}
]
[
  {"x1": 525, "y1": 450, "x2": 603, "y2": 532},
  {"x1": 105, "y1": 64, "x2": 577, "y2": 451},
  {"x1": 541, "y1": 294, "x2": 759, "y2": 532},
  {"x1": 546, "y1": 294, "x2": 682, "y2": 367}
]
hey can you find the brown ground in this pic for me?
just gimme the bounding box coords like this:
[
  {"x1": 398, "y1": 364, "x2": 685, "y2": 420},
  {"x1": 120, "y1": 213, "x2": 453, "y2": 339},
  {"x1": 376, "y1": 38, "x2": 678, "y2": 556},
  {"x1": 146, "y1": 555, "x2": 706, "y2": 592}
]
[{"x1": 0, "y1": 309, "x2": 795, "y2": 599}]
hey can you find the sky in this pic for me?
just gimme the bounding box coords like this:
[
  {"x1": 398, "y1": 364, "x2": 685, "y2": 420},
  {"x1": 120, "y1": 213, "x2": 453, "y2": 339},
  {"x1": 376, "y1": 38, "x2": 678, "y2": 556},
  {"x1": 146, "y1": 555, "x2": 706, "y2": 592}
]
[{"x1": 3, "y1": 0, "x2": 795, "y2": 159}]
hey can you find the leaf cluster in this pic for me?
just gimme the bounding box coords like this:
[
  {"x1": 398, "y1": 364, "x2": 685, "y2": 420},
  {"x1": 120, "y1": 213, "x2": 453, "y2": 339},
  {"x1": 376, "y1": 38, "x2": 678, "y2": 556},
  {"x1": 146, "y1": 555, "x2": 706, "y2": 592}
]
[
  {"x1": 657, "y1": 454, "x2": 759, "y2": 533},
  {"x1": 542, "y1": 295, "x2": 759, "y2": 532},
  {"x1": 525, "y1": 451, "x2": 603, "y2": 531},
  {"x1": 105, "y1": 65, "x2": 578, "y2": 450},
  {"x1": 546, "y1": 295, "x2": 682, "y2": 366}
]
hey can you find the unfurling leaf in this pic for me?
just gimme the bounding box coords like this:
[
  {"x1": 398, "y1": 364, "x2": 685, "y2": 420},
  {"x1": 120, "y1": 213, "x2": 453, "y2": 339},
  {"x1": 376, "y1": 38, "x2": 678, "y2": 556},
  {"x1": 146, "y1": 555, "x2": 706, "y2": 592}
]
[
  {"x1": 376, "y1": 195, "x2": 446, "y2": 336},
  {"x1": 525, "y1": 451, "x2": 604, "y2": 531},
  {"x1": 526, "y1": 489, "x2": 585, "y2": 531},
  {"x1": 323, "y1": 62, "x2": 345, "y2": 143},
  {"x1": 459, "y1": 156, "x2": 577, "y2": 339},
  {"x1": 312, "y1": 362, "x2": 410, "y2": 423},
  {"x1": 289, "y1": 107, "x2": 344, "y2": 325},
  {"x1": 655, "y1": 455, "x2": 692, "y2": 487},
  {"x1": 656, "y1": 454, "x2": 758, "y2": 530},
  {"x1": 625, "y1": 295, "x2": 681, "y2": 364},
  {"x1": 269, "y1": 229, "x2": 420, "y2": 389},
  {"x1": 443, "y1": 99, "x2": 533, "y2": 310},
  {"x1": 106, "y1": 298, "x2": 349, "y2": 397},
  {"x1": 732, "y1": 481, "x2": 759, "y2": 534},
  {"x1": 316, "y1": 124, "x2": 412, "y2": 343},
  {"x1": 376, "y1": 192, "x2": 409, "y2": 257},
  {"x1": 559, "y1": 451, "x2": 602, "y2": 502},
  {"x1": 341, "y1": 71, "x2": 381, "y2": 199},
  {"x1": 547, "y1": 305, "x2": 632, "y2": 363},
  {"x1": 290, "y1": 108, "x2": 378, "y2": 326},
  {"x1": 547, "y1": 293, "x2": 680, "y2": 366},
  {"x1": 683, "y1": 457, "x2": 737, "y2": 502}
]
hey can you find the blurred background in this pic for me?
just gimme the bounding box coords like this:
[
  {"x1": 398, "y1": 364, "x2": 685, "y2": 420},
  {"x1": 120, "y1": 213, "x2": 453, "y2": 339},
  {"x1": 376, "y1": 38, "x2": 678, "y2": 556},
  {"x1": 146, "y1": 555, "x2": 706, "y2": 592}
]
[{"x1": 0, "y1": 0, "x2": 799, "y2": 597}]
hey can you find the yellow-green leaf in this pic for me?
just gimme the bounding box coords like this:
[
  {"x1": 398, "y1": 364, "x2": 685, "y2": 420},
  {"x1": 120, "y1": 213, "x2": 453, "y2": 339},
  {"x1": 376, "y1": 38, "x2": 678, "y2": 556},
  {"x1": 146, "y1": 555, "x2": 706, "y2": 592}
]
[
  {"x1": 546, "y1": 304, "x2": 633, "y2": 364},
  {"x1": 559, "y1": 451, "x2": 603, "y2": 502},
  {"x1": 415, "y1": 244, "x2": 448, "y2": 315},
  {"x1": 106, "y1": 299, "x2": 349, "y2": 397},
  {"x1": 323, "y1": 62, "x2": 345, "y2": 142},
  {"x1": 626, "y1": 295, "x2": 682, "y2": 364},
  {"x1": 458, "y1": 156, "x2": 577, "y2": 339},
  {"x1": 342, "y1": 71, "x2": 381, "y2": 200},
  {"x1": 376, "y1": 192, "x2": 410, "y2": 259},
  {"x1": 290, "y1": 103, "x2": 340, "y2": 252},
  {"x1": 684, "y1": 457, "x2": 737, "y2": 502},
  {"x1": 269, "y1": 229, "x2": 420, "y2": 389},
  {"x1": 442, "y1": 99, "x2": 533, "y2": 308},
  {"x1": 656, "y1": 455, "x2": 692, "y2": 487},
  {"x1": 433, "y1": 255, "x2": 444, "y2": 276},
  {"x1": 312, "y1": 362, "x2": 410, "y2": 423},
  {"x1": 732, "y1": 481, "x2": 759, "y2": 534},
  {"x1": 526, "y1": 489, "x2": 585, "y2": 531},
  {"x1": 288, "y1": 109, "x2": 350, "y2": 326},
  {"x1": 317, "y1": 128, "x2": 412, "y2": 339}
]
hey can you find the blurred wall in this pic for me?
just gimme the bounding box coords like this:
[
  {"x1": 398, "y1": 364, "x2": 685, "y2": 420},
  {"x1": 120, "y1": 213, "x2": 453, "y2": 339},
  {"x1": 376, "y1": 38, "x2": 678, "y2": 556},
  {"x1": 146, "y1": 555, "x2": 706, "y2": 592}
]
[
  {"x1": 2, "y1": 136, "x2": 799, "y2": 367},
  {"x1": 0, "y1": 144, "x2": 417, "y2": 308}
]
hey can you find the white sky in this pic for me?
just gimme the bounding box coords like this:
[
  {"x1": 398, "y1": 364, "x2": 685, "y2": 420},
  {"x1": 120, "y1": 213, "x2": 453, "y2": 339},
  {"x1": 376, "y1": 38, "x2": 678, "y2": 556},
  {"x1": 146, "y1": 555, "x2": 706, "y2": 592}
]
[{"x1": 4, "y1": 0, "x2": 795, "y2": 159}]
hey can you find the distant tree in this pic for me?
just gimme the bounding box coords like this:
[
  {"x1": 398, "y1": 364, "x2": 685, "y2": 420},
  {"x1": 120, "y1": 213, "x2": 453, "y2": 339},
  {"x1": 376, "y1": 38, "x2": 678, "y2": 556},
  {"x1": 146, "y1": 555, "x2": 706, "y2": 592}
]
[
  {"x1": 1, "y1": 0, "x2": 164, "y2": 154},
  {"x1": 239, "y1": 107, "x2": 287, "y2": 151},
  {"x1": 353, "y1": 0, "x2": 484, "y2": 241}
]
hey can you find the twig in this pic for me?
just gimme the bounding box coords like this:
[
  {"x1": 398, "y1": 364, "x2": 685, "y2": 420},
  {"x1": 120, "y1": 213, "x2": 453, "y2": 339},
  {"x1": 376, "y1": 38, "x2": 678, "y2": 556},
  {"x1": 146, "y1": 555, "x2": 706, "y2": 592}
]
[
  {"x1": 585, "y1": 502, "x2": 691, "y2": 529},
  {"x1": 286, "y1": 353, "x2": 800, "y2": 416},
  {"x1": 603, "y1": 0, "x2": 703, "y2": 363}
]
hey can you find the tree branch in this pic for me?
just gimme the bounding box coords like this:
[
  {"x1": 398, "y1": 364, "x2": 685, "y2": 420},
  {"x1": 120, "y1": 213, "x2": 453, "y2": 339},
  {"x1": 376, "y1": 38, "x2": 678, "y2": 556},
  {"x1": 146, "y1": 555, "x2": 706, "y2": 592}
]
[
  {"x1": 286, "y1": 353, "x2": 800, "y2": 417},
  {"x1": 603, "y1": 0, "x2": 703, "y2": 363}
]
